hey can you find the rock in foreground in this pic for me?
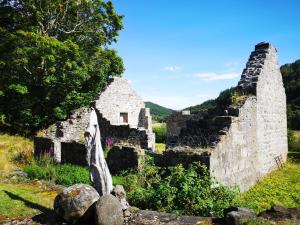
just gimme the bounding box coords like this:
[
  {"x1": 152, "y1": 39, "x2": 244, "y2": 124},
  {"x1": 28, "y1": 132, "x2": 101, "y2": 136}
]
[
  {"x1": 54, "y1": 184, "x2": 100, "y2": 224},
  {"x1": 131, "y1": 210, "x2": 213, "y2": 225},
  {"x1": 224, "y1": 207, "x2": 256, "y2": 225},
  {"x1": 95, "y1": 194, "x2": 124, "y2": 225}
]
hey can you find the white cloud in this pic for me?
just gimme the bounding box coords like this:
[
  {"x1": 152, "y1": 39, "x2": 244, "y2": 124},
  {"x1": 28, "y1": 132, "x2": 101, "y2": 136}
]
[
  {"x1": 163, "y1": 66, "x2": 181, "y2": 72},
  {"x1": 192, "y1": 72, "x2": 239, "y2": 81}
]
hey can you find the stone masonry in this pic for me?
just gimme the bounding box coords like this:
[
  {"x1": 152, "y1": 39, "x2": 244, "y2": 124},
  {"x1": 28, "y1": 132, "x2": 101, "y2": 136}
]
[
  {"x1": 165, "y1": 42, "x2": 288, "y2": 192},
  {"x1": 34, "y1": 77, "x2": 155, "y2": 166}
]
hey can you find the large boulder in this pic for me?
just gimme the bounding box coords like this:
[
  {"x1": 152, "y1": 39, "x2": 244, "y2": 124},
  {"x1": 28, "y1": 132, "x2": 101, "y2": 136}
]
[
  {"x1": 224, "y1": 207, "x2": 256, "y2": 225},
  {"x1": 54, "y1": 184, "x2": 100, "y2": 224},
  {"x1": 95, "y1": 194, "x2": 123, "y2": 225}
]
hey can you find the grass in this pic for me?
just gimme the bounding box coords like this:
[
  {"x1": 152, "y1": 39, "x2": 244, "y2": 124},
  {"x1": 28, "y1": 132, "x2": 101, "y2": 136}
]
[
  {"x1": 0, "y1": 134, "x2": 33, "y2": 177},
  {"x1": 0, "y1": 182, "x2": 57, "y2": 218},
  {"x1": 239, "y1": 158, "x2": 300, "y2": 213}
]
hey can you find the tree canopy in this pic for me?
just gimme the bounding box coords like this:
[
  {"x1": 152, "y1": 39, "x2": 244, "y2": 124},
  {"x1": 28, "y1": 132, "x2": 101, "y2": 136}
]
[
  {"x1": 281, "y1": 60, "x2": 300, "y2": 130},
  {"x1": 0, "y1": 0, "x2": 124, "y2": 134}
]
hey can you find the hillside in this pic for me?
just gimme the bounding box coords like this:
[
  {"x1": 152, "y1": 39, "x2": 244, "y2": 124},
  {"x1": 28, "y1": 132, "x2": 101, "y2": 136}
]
[
  {"x1": 281, "y1": 59, "x2": 300, "y2": 130},
  {"x1": 145, "y1": 101, "x2": 175, "y2": 122}
]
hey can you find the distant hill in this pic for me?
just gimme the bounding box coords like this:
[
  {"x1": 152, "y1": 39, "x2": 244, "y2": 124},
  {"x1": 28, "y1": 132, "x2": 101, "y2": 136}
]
[
  {"x1": 281, "y1": 59, "x2": 300, "y2": 130},
  {"x1": 184, "y1": 88, "x2": 234, "y2": 114},
  {"x1": 145, "y1": 102, "x2": 175, "y2": 122},
  {"x1": 184, "y1": 99, "x2": 217, "y2": 114}
]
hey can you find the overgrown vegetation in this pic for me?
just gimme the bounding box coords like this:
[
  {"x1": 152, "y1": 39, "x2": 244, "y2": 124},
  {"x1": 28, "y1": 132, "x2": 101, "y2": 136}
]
[
  {"x1": 119, "y1": 157, "x2": 239, "y2": 217},
  {"x1": 0, "y1": 0, "x2": 124, "y2": 135},
  {"x1": 152, "y1": 123, "x2": 167, "y2": 143},
  {"x1": 24, "y1": 156, "x2": 91, "y2": 186}
]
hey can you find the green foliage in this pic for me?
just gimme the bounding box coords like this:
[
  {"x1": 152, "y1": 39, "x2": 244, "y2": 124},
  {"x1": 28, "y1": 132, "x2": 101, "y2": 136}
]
[
  {"x1": 145, "y1": 102, "x2": 174, "y2": 122},
  {"x1": 155, "y1": 143, "x2": 166, "y2": 154},
  {"x1": 185, "y1": 99, "x2": 217, "y2": 114},
  {"x1": 288, "y1": 130, "x2": 300, "y2": 151},
  {"x1": 122, "y1": 158, "x2": 239, "y2": 217},
  {"x1": 24, "y1": 157, "x2": 91, "y2": 186},
  {"x1": 153, "y1": 123, "x2": 167, "y2": 143},
  {"x1": 0, "y1": 0, "x2": 124, "y2": 134},
  {"x1": 238, "y1": 161, "x2": 300, "y2": 213},
  {"x1": 184, "y1": 87, "x2": 236, "y2": 114},
  {"x1": 281, "y1": 60, "x2": 300, "y2": 130}
]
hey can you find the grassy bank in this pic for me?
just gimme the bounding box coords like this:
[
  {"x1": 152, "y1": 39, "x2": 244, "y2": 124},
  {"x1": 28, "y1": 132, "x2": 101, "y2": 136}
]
[{"x1": 239, "y1": 158, "x2": 300, "y2": 213}]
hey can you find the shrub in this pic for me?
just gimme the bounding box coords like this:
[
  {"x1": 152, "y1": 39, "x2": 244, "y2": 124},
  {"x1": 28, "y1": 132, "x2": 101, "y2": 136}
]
[
  {"x1": 153, "y1": 123, "x2": 167, "y2": 143},
  {"x1": 123, "y1": 158, "x2": 239, "y2": 217}
]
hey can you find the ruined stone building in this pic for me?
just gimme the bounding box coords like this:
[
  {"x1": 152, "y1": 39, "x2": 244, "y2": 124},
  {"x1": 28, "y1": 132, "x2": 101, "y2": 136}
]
[
  {"x1": 164, "y1": 42, "x2": 287, "y2": 191},
  {"x1": 34, "y1": 77, "x2": 155, "y2": 166}
]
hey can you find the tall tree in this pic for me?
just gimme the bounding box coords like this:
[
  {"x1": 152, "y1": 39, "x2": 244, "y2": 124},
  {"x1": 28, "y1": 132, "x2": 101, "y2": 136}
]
[{"x1": 0, "y1": 0, "x2": 124, "y2": 134}]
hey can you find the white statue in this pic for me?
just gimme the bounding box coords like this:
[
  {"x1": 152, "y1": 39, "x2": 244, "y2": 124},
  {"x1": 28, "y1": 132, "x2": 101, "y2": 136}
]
[{"x1": 85, "y1": 108, "x2": 113, "y2": 196}]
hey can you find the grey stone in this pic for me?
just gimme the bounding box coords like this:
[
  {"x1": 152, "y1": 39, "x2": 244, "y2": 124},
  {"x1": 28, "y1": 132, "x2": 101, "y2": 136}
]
[
  {"x1": 165, "y1": 42, "x2": 288, "y2": 192},
  {"x1": 34, "y1": 77, "x2": 156, "y2": 168},
  {"x1": 258, "y1": 204, "x2": 300, "y2": 221},
  {"x1": 225, "y1": 207, "x2": 256, "y2": 225},
  {"x1": 112, "y1": 185, "x2": 129, "y2": 210},
  {"x1": 54, "y1": 184, "x2": 100, "y2": 224},
  {"x1": 130, "y1": 210, "x2": 213, "y2": 225},
  {"x1": 94, "y1": 194, "x2": 124, "y2": 225}
]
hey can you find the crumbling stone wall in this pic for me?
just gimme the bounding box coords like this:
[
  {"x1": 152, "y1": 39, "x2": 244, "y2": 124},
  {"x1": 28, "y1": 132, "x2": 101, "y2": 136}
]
[
  {"x1": 165, "y1": 42, "x2": 288, "y2": 191},
  {"x1": 34, "y1": 77, "x2": 155, "y2": 167}
]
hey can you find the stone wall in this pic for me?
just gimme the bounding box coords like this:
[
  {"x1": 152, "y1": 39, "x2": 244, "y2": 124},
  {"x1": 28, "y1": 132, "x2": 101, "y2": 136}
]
[
  {"x1": 95, "y1": 77, "x2": 145, "y2": 128},
  {"x1": 210, "y1": 97, "x2": 258, "y2": 191},
  {"x1": 34, "y1": 77, "x2": 156, "y2": 167},
  {"x1": 165, "y1": 42, "x2": 288, "y2": 191}
]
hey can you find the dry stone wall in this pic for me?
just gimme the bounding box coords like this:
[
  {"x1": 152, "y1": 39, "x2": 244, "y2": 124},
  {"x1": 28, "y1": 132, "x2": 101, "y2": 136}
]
[{"x1": 165, "y1": 42, "x2": 288, "y2": 191}]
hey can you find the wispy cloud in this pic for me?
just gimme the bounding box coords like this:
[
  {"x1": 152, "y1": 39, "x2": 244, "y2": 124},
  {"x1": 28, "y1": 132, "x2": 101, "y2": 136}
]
[
  {"x1": 163, "y1": 66, "x2": 181, "y2": 72},
  {"x1": 192, "y1": 72, "x2": 239, "y2": 81},
  {"x1": 224, "y1": 61, "x2": 239, "y2": 68}
]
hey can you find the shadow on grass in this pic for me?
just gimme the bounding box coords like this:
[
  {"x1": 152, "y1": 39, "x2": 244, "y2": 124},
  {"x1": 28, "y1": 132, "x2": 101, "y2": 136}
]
[
  {"x1": 4, "y1": 191, "x2": 94, "y2": 225},
  {"x1": 288, "y1": 151, "x2": 300, "y2": 162},
  {"x1": 4, "y1": 190, "x2": 62, "y2": 224}
]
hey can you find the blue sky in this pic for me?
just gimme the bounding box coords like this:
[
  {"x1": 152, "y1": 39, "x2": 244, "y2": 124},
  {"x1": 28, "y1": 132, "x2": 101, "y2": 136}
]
[{"x1": 112, "y1": 0, "x2": 300, "y2": 110}]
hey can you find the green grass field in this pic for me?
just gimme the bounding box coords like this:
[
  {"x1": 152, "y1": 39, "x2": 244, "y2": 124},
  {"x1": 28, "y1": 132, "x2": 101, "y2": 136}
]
[{"x1": 0, "y1": 182, "x2": 57, "y2": 218}]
